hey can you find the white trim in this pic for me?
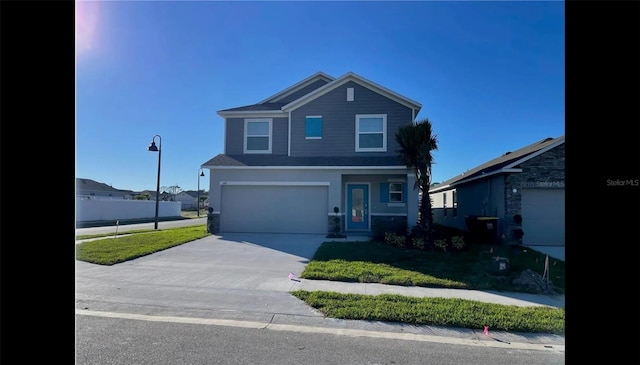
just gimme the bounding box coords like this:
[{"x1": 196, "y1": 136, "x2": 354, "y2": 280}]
[
  {"x1": 345, "y1": 182, "x2": 371, "y2": 231},
  {"x1": 502, "y1": 139, "x2": 565, "y2": 169},
  {"x1": 306, "y1": 137, "x2": 322, "y2": 140},
  {"x1": 288, "y1": 110, "x2": 292, "y2": 156},
  {"x1": 328, "y1": 213, "x2": 346, "y2": 216},
  {"x1": 208, "y1": 165, "x2": 409, "y2": 170},
  {"x1": 220, "y1": 181, "x2": 330, "y2": 186},
  {"x1": 209, "y1": 211, "x2": 221, "y2": 214},
  {"x1": 282, "y1": 72, "x2": 422, "y2": 112},
  {"x1": 355, "y1": 114, "x2": 387, "y2": 152},
  {"x1": 429, "y1": 184, "x2": 453, "y2": 193},
  {"x1": 243, "y1": 118, "x2": 272, "y2": 154},
  {"x1": 217, "y1": 110, "x2": 288, "y2": 118},
  {"x1": 259, "y1": 72, "x2": 335, "y2": 104},
  {"x1": 370, "y1": 213, "x2": 408, "y2": 217}
]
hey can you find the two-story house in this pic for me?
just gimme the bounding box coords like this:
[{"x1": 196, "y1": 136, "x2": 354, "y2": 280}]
[{"x1": 201, "y1": 72, "x2": 422, "y2": 235}]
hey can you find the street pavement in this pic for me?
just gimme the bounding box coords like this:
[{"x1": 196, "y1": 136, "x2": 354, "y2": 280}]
[{"x1": 75, "y1": 231, "x2": 565, "y2": 353}]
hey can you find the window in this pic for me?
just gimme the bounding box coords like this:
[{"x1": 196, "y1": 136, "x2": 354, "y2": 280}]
[
  {"x1": 305, "y1": 116, "x2": 322, "y2": 139},
  {"x1": 389, "y1": 183, "x2": 403, "y2": 202},
  {"x1": 347, "y1": 87, "x2": 354, "y2": 101},
  {"x1": 380, "y1": 182, "x2": 405, "y2": 204},
  {"x1": 356, "y1": 114, "x2": 387, "y2": 152},
  {"x1": 453, "y1": 190, "x2": 457, "y2": 217},
  {"x1": 244, "y1": 118, "x2": 272, "y2": 153},
  {"x1": 443, "y1": 192, "x2": 447, "y2": 216}
]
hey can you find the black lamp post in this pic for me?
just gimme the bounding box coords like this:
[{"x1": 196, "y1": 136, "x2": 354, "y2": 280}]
[
  {"x1": 148, "y1": 135, "x2": 161, "y2": 230},
  {"x1": 197, "y1": 168, "x2": 205, "y2": 217}
]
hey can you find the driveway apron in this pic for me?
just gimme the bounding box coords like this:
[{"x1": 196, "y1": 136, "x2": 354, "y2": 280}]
[{"x1": 75, "y1": 233, "x2": 327, "y2": 319}]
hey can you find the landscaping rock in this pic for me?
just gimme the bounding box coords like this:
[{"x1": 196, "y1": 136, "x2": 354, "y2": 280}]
[{"x1": 512, "y1": 269, "x2": 560, "y2": 295}]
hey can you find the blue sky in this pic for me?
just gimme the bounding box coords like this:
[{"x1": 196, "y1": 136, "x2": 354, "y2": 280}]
[{"x1": 76, "y1": 0, "x2": 564, "y2": 192}]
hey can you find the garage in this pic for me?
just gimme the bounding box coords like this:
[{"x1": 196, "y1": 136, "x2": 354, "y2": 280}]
[
  {"x1": 521, "y1": 188, "x2": 565, "y2": 246},
  {"x1": 220, "y1": 184, "x2": 328, "y2": 234}
]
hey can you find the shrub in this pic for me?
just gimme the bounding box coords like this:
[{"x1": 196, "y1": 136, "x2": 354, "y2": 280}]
[
  {"x1": 411, "y1": 236, "x2": 425, "y2": 250},
  {"x1": 451, "y1": 236, "x2": 465, "y2": 250},
  {"x1": 434, "y1": 239, "x2": 448, "y2": 252},
  {"x1": 384, "y1": 232, "x2": 407, "y2": 247}
]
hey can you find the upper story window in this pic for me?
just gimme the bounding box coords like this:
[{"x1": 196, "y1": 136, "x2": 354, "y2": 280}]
[
  {"x1": 305, "y1": 116, "x2": 322, "y2": 139},
  {"x1": 244, "y1": 118, "x2": 272, "y2": 154},
  {"x1": 355, "y1": 114, "x2": 387, "y2": 152}
]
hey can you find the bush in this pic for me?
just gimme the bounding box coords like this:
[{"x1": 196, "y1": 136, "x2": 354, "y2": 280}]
[
  {"x1": 411, "y1": 236, "x2": 425, "y2": 250},
  {"x1": 384, "y1": 232, "x2": 407, "y2": 248},
  {"x1": 434, "y1": 239, "x2": 448, "y2": 252},
  {"x1": 451, "y1": 236, "x2": 465, "y2": 250}
]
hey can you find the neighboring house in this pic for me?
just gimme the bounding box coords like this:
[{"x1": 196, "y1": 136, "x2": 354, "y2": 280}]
[
  {"x1": 429, "y1": 135, "x2": 565, "y2": 247},
  {"x1": 174, "y1": 190, "x2": 207, "y2": 210},
  {"x1": 76, "y1": 178, "x2": 132, "y2": 199},
  {"x1": 202, "y1": 71, "x2": 423, "y2": 235}
]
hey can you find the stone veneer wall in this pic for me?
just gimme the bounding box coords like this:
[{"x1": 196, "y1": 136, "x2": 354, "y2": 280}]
[
  {"x1": 327, "y1": 214, "x2": 345, "y2": 235},
  {"x1": 503, "y1": 144, "x2": 565, "y2": 243},
  {"x1": 207, "y1": 213, "x2": 220, "y2": 234}
]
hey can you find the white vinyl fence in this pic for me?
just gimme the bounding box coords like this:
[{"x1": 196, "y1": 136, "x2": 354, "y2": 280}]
[{"x1": 76, "y1": 197, "x2": 181, "y2": 223}]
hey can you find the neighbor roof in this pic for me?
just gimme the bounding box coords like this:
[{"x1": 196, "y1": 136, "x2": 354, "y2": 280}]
[
  {"x1": 429, "y1": 135, "x2": 565, "y2": 193},
  {"x1": 76, "y1": 178, "x2": 131, "y2": 193}
]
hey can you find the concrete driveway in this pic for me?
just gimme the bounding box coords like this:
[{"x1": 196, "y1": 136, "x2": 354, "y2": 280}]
[{"x1": 75, "y1": 233, "x2": 327, "y2": 321}]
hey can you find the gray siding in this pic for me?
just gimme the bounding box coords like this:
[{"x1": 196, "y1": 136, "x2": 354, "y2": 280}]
[
  {"x1": 224, "y1": 117, "x2": 288, "y2": 155},
  {"x1": 431, "y1": 175, "x2": 506, "y2": 234},
  {"x1": 276, "y1": 79, "x2": 330, "y2": 104},
  {"x1": 290, "y1": 81, "x2": 414, "y2": 157}
]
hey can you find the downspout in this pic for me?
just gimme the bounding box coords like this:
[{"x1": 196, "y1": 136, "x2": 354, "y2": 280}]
[
  {"x1": 223, "y1": 118, "x2": 227, "y2": 154},
  {"x1": 288, "y1": 111, "x2": 291, "y2": 156}
]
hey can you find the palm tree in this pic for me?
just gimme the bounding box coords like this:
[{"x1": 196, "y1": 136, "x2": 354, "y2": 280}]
[{"x1": 395, "y1": 118, "x2": 438, "y2": 242}]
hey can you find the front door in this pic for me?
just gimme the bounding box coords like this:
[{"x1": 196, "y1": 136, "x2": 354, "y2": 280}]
[{"x1": 347, "y1": 184, "x2": 369, "y2": 231}]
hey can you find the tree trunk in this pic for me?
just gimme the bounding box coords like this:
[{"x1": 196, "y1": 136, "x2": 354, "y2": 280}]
[{"x1": 418, "y1": 179, "x2": 434, "y2": 244}]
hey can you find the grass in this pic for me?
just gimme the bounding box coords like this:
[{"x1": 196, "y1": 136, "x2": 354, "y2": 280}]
[
  {"x1": 76, "y1": 229, "x2": 156, "y2": 240},
  {"x1": 75, "y1": 225, "x2": 211, "y2": 265},
  {"x1": 291, "y1": 290, "x2": 565, "y2": 334},
  {"x1": 301, "y1": 240, "x2": 565, "y2": 294}
]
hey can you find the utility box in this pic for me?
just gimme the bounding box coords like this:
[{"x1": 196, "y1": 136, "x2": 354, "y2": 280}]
[
  {"x1": 206, "y1": 207, "x2": 217, "y2": 233},
  {"x1": 465, "y1": 216, "x2": 499, "y2": 244},
  {"x1": 491, "y1": 257, "x2": 510, "y2": 274}
]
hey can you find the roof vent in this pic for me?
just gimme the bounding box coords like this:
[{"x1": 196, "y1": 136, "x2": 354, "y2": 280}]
[
  {"x1": 503, "y1": 151, "x2": 511, "y2": 156},
  {"x1": 540, "y1": 137, "x2": 553, "y2": 144}
]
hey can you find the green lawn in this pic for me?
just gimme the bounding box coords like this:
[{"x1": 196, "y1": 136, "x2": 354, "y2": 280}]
[
  {"x1": 301, "y1": 240, "x2": 564, "y2": 293},
  {"x1": 75, "y1": 225, "x2": 211, "y2": 265},
  {"x1": 291, "y1": 290, "x2": 565, "y2": 334}
]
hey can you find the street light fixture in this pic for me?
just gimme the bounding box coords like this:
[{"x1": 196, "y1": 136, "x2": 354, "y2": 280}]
[
  {"x1": 197, "y1": 168, "x2": 205, "y2": 217},
  {"x1": 148, "y1": 135, "x2": 162, "y2": 230}
]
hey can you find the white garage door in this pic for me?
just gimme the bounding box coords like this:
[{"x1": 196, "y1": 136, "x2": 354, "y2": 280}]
[
  {"x1": 521, "y1": 189, "x2": 565, "y2": 246},
  {"x1": 220, "y1": 185, "x2": 328, "y2": 234}
]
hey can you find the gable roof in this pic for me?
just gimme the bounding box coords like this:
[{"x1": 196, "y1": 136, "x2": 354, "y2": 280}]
[
  {"x1": 282, "y1": 72, "x2": 422, "y2": 113},
  {"x1": 429, "y1": 135, "x2": 565, "y2": 193},
  {"x1": 258, "y1": 72, "x2": 335, "y2": 104},
  {"x1": 217, "y1": 71, "x2": 421, "y2": 117}
]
